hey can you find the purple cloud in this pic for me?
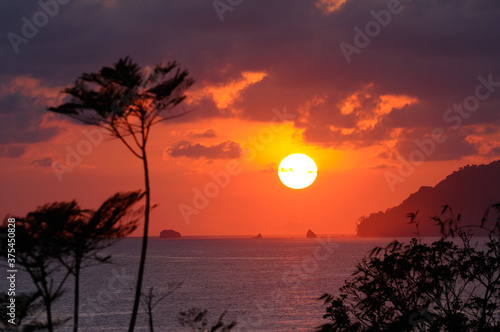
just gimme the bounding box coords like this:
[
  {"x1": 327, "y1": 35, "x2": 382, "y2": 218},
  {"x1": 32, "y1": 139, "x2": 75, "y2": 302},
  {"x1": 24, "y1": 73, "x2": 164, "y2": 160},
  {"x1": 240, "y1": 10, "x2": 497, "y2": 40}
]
[{"x1": 165, "y1": 140, "x2": 242, "y2": 160}]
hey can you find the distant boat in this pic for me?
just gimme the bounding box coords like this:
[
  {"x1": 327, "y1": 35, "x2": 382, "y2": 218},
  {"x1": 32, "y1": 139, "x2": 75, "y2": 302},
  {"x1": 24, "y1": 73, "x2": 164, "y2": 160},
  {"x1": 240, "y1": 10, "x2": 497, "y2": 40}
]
[
  {"x1": 159, "y1": 229, "x2": 181, "y2": 239},
  {"x1": 254, "y1": 233, "x2": 263, "y2": 239},
  {"x1": 306, "y1": 229, "x2": 317, "y2": 238}
]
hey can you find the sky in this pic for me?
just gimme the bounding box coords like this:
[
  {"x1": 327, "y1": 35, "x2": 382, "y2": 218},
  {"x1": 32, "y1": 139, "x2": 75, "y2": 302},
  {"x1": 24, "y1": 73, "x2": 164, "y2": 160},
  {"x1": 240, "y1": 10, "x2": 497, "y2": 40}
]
[{"x1": 1, "y1": 0, "x2": 499, "y2": 236}]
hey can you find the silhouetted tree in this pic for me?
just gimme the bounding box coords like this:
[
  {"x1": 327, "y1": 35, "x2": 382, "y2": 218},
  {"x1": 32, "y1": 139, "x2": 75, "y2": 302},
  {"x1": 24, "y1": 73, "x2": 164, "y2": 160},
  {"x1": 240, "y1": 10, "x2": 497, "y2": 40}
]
[
  {"x1": 48, "y1": 57, "x2": 194, "y2": 331},
  {"x1": 140, "y1": 282, "x2": 182, "y2": 332},
  {"x1": 0, "y1": 291, "x2": 46, "y2": 331},
  {"x1": 0, "y1": 191, "x2": 144, "y2": 332},
  {"x1": 318, "y1": 203, "x2": 500, "y2": 332},
  {"x1": 58, "y1": 191, "x2": 144, "y2": 331},
  {"x1": 3, "y1": 203, "x2": 80, "y2": 332},
  {"x1": 177, "y1": 308, "x2": 237, "y2": 332}
]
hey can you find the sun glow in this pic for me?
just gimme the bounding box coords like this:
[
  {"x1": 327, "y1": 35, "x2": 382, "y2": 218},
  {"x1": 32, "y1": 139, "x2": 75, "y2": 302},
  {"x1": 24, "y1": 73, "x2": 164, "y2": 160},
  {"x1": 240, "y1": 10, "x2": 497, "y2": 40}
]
[{"x1": 278, "y1": 154, "x2": 318, "y2": 189}]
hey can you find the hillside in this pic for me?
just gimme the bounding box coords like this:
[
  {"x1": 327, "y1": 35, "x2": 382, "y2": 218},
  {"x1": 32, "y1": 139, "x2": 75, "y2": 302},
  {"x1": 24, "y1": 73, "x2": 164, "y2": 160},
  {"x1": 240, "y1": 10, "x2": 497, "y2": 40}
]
[{"x1": 356, "y1": 160, "x2": 500, "y2": 237}]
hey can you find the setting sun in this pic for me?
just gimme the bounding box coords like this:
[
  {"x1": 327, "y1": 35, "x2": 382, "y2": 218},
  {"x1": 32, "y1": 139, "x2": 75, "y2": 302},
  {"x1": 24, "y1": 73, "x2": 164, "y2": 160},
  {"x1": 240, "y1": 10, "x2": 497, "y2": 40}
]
[
  {"x1": 2, "y1": 1, "x2": 500, "y2": 330},
  {"x1": 278, "y1": 153, "x2": 318, "y2": 189}
]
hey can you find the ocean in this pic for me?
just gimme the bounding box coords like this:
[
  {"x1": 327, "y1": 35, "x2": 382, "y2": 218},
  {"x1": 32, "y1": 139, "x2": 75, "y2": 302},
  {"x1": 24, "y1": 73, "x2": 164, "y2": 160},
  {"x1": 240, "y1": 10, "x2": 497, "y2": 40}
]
[{"x1": 9, "y1": 237, "x2": 403, "y2": 331}]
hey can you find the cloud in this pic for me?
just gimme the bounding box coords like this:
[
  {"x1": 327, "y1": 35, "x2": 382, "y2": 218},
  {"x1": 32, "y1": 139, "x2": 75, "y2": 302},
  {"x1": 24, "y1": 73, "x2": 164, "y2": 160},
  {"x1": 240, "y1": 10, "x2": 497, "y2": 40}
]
[
  {"x1": 372, "y1": 164, "x2": 391, "y2": 169},
  {"x1": 186, "y1": 128, "x2": 217, "y2": 138},
  {"x1": 487, "y1": 146, "x2": 500, "y2": 157},
  {"x1": 391, "y1": 129, "x2": 478, "y2": 162},
  {"x1": 0, "y1": 76, "x2": 63, "y2": 147},
  {"x1": 260, "y1": 163, "x2": 278, "y2": 173},
  {"x1": 28, "y1": 157, "x2": 54, "y2": 168},
  {"x1": 165, "y1": 140, "x2": 242, "y2": 160},
  {"x1": 0, "y1": 145, "x2": 27, "y2": 158},
  {"x1": 300, "y1": 87, "x2": 418, "y2": 149},
  {"x1": 184, "y1": 167, "x2": 205, "y2": 174},
  {"x1": 315, "y1": 0, "x2": 347, "y2": 14},
  {"x1": 1, "y1": 0, "x2": 500, "y2": 160},
  {"x1": 187, "y1": 71, "x2": 268, "y2": 113}
]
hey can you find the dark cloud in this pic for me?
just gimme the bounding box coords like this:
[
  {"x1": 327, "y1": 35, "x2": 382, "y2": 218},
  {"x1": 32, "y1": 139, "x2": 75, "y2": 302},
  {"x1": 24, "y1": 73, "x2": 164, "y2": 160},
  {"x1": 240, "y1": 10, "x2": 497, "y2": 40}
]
[
  {"x1": 487, "y1": 146, "x2": 500, "y2": 157},
  {"x1": 165, "y1": 140, "x2": 242, "y2": 160},
  {"x1": 260, "y1": 163, "x2": 277, "y2": 173},
  {"x1": 0, "y1": 79, "x2": 63, "y2": 147},
  {"x1": 393, "y1": 129, "x2": 478, "y2": 161},
  {"x1": 186, "y1": 128, "x2": 217, "y2": 138},
  {"x1": 1, "y1": 0, "x2": 499, "y2": 158},
  {"x1": 28, "y1": 157, "x2": 54, "y2": 168},
  {"x1": 0, "y1": 145, "x2": 27, "y2": 158},
  {"x1": 372, "y1": 164, "x2": 391, "y2": 169}
]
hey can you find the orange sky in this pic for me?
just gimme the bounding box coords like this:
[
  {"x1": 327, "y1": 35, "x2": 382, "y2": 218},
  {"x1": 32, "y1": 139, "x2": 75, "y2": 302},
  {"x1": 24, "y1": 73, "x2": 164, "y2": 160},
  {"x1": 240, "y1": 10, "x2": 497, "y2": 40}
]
[
  {"x1": 0, "y1": 99, "x2": 489, "y2": 236},
  {"x1": 1, "y1": 1, "x2": 499, "y2": 236}
]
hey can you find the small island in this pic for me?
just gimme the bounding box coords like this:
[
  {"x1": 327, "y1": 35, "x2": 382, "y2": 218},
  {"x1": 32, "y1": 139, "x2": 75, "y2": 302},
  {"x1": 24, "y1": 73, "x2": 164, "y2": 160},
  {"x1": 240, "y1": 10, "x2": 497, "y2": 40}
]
[
  {"x1": 306, "y1": 229, "x2": 317, "y2": 238},
  {"x1": 254, "y1": 233, "x2": 262, "y2": 239},
  {"x1": 159, "y1": 229, "x2": 181, "y2": 239}
]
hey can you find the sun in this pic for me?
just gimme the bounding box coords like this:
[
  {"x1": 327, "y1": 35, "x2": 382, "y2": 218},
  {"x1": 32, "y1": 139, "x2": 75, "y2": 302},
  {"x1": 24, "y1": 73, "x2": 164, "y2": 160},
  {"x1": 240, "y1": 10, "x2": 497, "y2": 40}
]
[{"x1": 278, "y1": 153, "x2": 318, "y2": 189}]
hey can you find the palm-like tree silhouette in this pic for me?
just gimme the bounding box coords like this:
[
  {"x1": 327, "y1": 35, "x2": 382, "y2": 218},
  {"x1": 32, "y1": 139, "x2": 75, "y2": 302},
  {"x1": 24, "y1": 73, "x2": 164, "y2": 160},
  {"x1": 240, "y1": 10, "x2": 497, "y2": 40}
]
[
  {"x1": 49, "y1": 57, "x2": 194, "y2": 331},
  {"x1": 11, "y1": 202, "x2": 80, "y2": 332},
  {"x1": 60, "y1": 191, "x2": 145, "y2": 331},
  {"x1": 5, "y1": 191, "x2": 144, "y2": 332}
]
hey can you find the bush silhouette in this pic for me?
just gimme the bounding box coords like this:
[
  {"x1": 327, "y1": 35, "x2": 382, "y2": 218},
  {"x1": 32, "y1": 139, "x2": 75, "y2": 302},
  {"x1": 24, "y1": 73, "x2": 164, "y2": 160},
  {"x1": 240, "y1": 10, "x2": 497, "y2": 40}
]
[{"x1": 318, "y1": 203, "x2": 500, "y2": 331}]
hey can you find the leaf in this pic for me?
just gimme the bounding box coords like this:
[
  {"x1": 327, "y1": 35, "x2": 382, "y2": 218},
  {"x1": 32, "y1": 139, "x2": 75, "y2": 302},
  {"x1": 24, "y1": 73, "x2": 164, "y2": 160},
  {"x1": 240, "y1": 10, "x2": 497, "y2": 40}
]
[
  {"x1": 369, "y1": 246, "x2": 382, "y2": 257},
  {"x1": 406, "y1": 212, "x2": 417, "y2": 224},
  {"x1": 481, "y1": 208, "x2": 490, "y2": 227},
  {"x1": 318, "y1": 293, "x2": 334, "y2": 304}
]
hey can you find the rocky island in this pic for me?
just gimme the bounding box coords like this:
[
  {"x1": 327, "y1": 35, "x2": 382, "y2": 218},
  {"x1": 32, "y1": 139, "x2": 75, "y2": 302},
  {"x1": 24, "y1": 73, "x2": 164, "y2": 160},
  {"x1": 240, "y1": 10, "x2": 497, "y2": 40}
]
[
  {"x1": 159, "y1": 229, "x2": 181, "y2": 239},
  {"x1": 306, "y1": 229, "x2": 317, "y2": 238}
]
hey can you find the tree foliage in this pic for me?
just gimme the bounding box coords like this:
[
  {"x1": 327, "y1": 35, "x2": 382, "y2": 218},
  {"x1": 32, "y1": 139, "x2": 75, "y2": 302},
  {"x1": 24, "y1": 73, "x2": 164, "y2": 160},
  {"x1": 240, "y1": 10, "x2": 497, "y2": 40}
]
[
  {"x1": 0, "y1": 191, "x2": 144, "y2": 332},
  {"x1": 141, "y1": 282, "x2": 183, "y2": 332},
  {"x1": 48, "y1": 56, "x2": 194, "y2": 331},
  {"x1": 178, "y1": 308, "x2": 237, "y2": 332},
  {"x1": 48, "y1": 57, "x2": 194, "y2": 158},
  {"x1": 0, "y1": 291, "x2": 47, "y2": 331},
  {"x1": 318, "y1": 203, "x2": 500, "y2": 332}
]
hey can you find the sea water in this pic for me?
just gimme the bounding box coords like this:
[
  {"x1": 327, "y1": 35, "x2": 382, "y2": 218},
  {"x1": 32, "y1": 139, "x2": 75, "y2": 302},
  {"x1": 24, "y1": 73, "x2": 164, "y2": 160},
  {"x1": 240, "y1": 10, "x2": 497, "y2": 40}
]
[{"x1": 6, "y1": 237, "x2": 400, "y2": 331}]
